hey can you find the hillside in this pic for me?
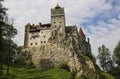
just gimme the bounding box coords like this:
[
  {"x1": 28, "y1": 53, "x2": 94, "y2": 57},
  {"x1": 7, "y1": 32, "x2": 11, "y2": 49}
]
[
  {"x1": 0, "y1": 66, "x2": 72, "y2": 79},
  {"x1": 0, "y1": 65, "x2": 115, "y2": 79}
]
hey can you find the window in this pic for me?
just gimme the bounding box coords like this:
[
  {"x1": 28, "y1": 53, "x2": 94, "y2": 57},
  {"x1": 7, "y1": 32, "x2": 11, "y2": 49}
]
[
  {"x1": 54, "y1": 22, "x2": 56, "y2": 24},
  {"x1": 59, "y1": 16, "x2": 61, "y2": 18},
  {"x1": 41, "y1": 41, "x2": 43, "y2": 43},
  {"x1": 35, "y1": 43, "x2": 37, "y2": 45},
  {"x1": 59, "y1": 22, "x2": 62, "y2": 23},
  {"x1": 41, "y1": 31, "x2": 43, "y2": 33},
  {"x1": 44, "y1": 35, "x2": 46, "y2": 38},
  {"x1": 44, "y1": 41, "x2": 46, "y2": 43},
  {"x1": 31, "y1": 43, "x2": 32, "y2": 45}
]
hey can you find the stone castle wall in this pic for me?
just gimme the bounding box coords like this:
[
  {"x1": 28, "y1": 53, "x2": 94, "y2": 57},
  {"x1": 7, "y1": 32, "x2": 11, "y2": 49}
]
[
  {"x1": 28, "y1": 29, "x2": 51, "y2": 47},
  {"x1": 22, "y1": 4, "x2": 95, "y2": 78}
]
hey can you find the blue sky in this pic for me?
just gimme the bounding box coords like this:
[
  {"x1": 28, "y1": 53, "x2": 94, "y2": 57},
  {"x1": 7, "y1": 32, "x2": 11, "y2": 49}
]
[{"x1": 3, "y1": 0, "x2": 120, "y2": 56}]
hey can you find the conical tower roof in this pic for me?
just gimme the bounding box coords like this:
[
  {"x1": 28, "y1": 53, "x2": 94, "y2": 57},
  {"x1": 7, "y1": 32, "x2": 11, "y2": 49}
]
[
  {"x1": 78, "y1": 27, "x2": 85, "y2": 37},
  {"x1": 25, "y1": 23, "x2": 31, "y2": 27},
  {"x1": 55, "y1": 3, "x2": 61, "y2": 9}
]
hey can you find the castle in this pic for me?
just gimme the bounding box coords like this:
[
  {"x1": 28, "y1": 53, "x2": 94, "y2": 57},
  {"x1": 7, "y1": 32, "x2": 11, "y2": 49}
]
[
  {"x1": 24, "y1": 4, "x2": 91, "y2": 55},
  {"x1": 23, "y1": 4, "x2": 95, "y2": 77}
]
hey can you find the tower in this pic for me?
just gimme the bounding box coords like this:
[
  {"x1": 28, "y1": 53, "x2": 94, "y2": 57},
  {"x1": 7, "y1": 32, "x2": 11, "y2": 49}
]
[
  {"x1": 24, "y1": 23, "x2": 30, "y2": 48},
  {"x1": 78, "y1": 27, "x2": 86, "y2": 40},
  {"x1": 51, "y1": 3, "x2": 66, "y2": 39}
]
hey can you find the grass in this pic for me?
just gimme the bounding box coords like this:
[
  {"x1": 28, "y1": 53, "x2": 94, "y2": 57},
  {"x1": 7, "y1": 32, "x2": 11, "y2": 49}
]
[
  {"x1": 100, "y1": 72, "x2": 115, "y2": 79},
  {"x1": 0, "y1": 65, "x2": 115, "y2": 79},
  {"x1": 0, "y1": 66, "x2": 72, "y2": 79}
]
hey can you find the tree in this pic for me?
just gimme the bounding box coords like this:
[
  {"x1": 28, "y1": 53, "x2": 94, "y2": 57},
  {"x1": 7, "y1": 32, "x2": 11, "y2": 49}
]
[
  {"x1": 113, "y1": 41, "x2": 120, "y2": 66},
  {"x1": 0, "y1": 0, "x2": 7, "y2": 75},
  {"x1": 97, "y1": 45, "x2": 113, "y2": 72},
  {"x1": 0, "y1": 0, "x2": 17, "y2": 75}
]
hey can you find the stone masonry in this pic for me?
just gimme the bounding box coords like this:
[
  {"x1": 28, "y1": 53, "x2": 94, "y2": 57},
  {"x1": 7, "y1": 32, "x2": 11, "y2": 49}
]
[{"x1": 22, "y1": 4, "x2": 95, "y2": 78}]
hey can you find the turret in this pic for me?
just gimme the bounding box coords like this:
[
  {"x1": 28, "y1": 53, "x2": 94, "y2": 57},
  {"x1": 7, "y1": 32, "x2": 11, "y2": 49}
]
[
  {"x1": 87, "y1": 38, "x2": 90, "y2": 44},
  {"x1": 24, "y1": 23, "x2": 31, "y2": 48},
  {"x1": 78, "y1": 27, "x2": 86, "y2": 40}
]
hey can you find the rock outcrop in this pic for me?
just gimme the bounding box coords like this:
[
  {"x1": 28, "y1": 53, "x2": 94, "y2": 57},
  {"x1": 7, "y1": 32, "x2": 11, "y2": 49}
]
[{"x1": 21, "y1": 26, "x2": 95, "y2": 78}]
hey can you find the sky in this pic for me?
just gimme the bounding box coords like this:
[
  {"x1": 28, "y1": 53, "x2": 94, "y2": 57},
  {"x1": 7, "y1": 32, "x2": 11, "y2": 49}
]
[{"x1": 3, "y1": 0, "x2": 120, "y2": 57}]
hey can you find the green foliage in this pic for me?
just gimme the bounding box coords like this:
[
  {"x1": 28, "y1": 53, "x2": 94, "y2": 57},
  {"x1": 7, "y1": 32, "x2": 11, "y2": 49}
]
[
  {"x1": 109, "y1": 66, "x2": 120, "y2": 79},
  {"x1": 113, "y1": 41, "x2": 120, "y2": 66},
  {"x1": 1, "y1": 66, "x2": 72, "y2": 79},
  {"x1": 0, "y1": 0, "x2": 18, "y2": 75},
  {"x1": 83, "y1": 56, "x2": 90, "y2": 61},
  {"x1": 59, "y1": 63, "x2": 70, "y2": 71},
  {"x1": 25, "y1": 61, "x2": 35, "y2": 69},
  {"x1": 97, "y1": 45, "x2": 113, "y2": 72},
  {"x1": 99, "y1": 72, "x2": 115, "y2": 79}
]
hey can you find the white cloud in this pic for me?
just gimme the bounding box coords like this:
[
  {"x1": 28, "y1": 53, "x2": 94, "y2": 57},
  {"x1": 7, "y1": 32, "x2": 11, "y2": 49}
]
[
  {"x1": 85, "y1": 18, "x2": 120, "y2": 56},
  {"x1": 3, "y1": 0, "x2": 120, "y2": 57}
]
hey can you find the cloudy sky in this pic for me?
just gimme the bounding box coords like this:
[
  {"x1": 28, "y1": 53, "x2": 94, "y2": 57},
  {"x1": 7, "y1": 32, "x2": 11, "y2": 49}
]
[{"x1": 3, "y1": 0, "x2": 120, "y2": 56}]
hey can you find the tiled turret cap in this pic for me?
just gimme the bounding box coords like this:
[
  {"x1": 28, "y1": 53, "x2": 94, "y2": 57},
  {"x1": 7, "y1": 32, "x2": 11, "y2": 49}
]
[
  {"x1": 55, "y1": 3, "x2": 61, "y2": 9},
  {"x1": 79, "y1": 27, "x2": 85, "y2": 37}
]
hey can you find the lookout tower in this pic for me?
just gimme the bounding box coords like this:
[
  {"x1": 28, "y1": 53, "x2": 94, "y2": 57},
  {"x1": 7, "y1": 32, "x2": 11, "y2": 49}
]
[{"x1": 51, "y1": 3, "x2": 66, "y2": 39}]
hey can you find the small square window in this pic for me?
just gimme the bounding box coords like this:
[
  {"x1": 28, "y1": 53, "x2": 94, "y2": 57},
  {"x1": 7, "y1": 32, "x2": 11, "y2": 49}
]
[
  {"x1": 44, "y1": 41, "x2": 46, "y2": 43},
  {"x1": 35, "y1": 43, "x2": 37, "y2": 45},
  {"x1": 44, "y1": 35, "x2": 46, "y2": 38},
  {"x1": 41, "y1": 41, "x2": 43, "y2": 43},
  {"x1": 31, "y1": 43, "x2": 32, "y2": 45}
]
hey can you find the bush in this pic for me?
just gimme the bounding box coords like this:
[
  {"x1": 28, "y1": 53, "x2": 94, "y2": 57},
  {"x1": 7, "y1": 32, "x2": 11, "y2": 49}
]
[
  {"x1": 0, "y1": 65, "x2": 2, "y2": 75},
  {"x1": 59, "y1": 63, "x2": 70, "y2": 71},
  {"x1": 99, "y1": 72, "x2": 115, "y2": 79},
  {"x1": 25, "y1": 61, "x2": 35, "y2": 69}
]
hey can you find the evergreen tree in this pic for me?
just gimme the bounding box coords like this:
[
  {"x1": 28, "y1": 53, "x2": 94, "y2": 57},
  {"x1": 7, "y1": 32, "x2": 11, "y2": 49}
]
[
  {"x1": 109, "y1": 41, "x2": 120, "y2": 79},
  {"x1": 113, "y1": 41, "x2": 120, "y2": 66},
  {"x1": 0, "y1": 0, "x2": 7, "y2": 75},
  {"x1": 0, "y1": 0, "x2": 17, "y2": 75},
  {"x1": 97, "y1": 45, "x2": 113, "y2": 72}
]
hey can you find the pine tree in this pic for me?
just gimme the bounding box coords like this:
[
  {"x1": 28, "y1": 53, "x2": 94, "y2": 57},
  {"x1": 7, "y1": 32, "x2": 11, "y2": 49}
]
[
  {"x1": 113, "y1": 41, "x2": 120, "y2": 66},
  {"x1": 0, "y1": 0, "x2": 17, "y2": 75},
  {"x1": 0, "y1": 0, "x2": 7, "y2": 75},
  {"x1": 97, "y1": 45, "x2": 114, "y2": 72}
]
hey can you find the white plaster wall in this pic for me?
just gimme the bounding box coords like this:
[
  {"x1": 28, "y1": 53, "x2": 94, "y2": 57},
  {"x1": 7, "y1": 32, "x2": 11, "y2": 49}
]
[{"x1": 28, "y1": 29, "x2": 51, "y2": 47}]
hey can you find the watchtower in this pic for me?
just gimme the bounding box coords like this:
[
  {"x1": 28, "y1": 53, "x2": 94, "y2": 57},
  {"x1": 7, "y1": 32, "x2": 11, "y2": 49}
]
[{"x1": 51, "y1": 4, "x2": 66, "y2": 39}]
